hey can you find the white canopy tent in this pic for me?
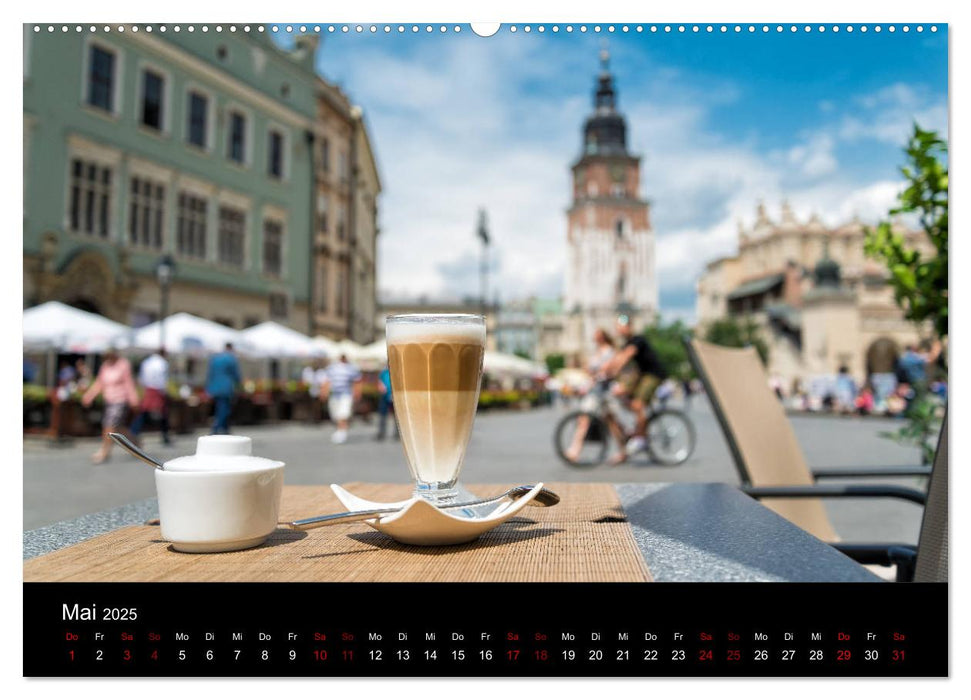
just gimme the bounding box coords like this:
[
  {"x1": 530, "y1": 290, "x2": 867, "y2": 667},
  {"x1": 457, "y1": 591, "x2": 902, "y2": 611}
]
[
  {"x1": 239, "y1": 321, "x2": 320, "y2": 359},
  {"x1": 311, "y1": 335, "x2": 341, "y2": 359},
  {"x1": 23, "y1": 301, "x2": 132, "y2": 353},
  {"x1": 352, "y1": 339, "x2": 388, "y2": 371},
  {"x1": 132, "y1": 312, "x2": 247, "y2": 356},
  {"x1": 483, "y1": 350, "x2": 548, "y2": 379}
]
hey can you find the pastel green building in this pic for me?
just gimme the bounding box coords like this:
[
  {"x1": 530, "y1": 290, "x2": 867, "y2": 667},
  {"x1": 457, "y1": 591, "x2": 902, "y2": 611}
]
[{"x1": 23, "y1": 26, "x2": 321, "y2": 333}]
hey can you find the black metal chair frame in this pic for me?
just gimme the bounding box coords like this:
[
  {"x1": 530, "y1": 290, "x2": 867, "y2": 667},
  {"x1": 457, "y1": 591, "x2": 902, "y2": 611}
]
[{"x1": 683, "y1": 335, "x2": 940, "y2": 582}]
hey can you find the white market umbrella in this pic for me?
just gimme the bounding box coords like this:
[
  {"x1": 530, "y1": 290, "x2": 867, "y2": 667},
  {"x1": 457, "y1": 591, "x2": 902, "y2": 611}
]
[
  {"x1": 23, "y1": 301, "x2": 132, "y2": 353},
  {"x1": 240, "y1": 321, "x2": 319, "y2": 359},
  {"x1": 354, "y1": 339, "x2": 388, "y2": 371},
  {"x1": 133, "y1": 312, "x2": 246, "y2": 356},
  {"x1": 484, "y1": 350, "x2": 546, "y2": 379},
  {"x1": 312, "y1": 335, "x2": 341, "y2": 359}
]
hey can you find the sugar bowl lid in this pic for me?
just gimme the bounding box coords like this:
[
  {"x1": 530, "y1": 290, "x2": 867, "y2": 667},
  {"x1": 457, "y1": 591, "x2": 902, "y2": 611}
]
[{"x1": 163, "y1": 436, "x2": 284, "y2": 472}]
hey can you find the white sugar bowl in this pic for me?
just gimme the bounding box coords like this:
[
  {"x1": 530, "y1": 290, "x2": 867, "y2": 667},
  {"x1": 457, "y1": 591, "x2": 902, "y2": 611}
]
[{"x1": 155, "y1": 435, "x2": 285, "y2": 553}]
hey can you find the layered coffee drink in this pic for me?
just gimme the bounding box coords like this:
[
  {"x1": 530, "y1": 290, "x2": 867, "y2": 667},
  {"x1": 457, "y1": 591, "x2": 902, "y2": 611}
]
[{"x1": 386, "y1": 314, "x2": 485, "y2": 501}]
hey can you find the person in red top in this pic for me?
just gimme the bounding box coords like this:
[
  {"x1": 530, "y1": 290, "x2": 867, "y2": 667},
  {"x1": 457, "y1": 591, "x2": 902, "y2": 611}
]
[{"x1": 82, "y1": 347, "x2": 140, "y2": 464}]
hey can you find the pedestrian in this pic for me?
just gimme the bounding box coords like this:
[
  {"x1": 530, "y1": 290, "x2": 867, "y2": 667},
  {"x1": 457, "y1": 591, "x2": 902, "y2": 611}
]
[
  {"x1": 375, "y1": 364, "x2": 398, "y2": 441},
  {"x1": 81, "y1": 347, "x2": 140, "y2": 464},
  {"x1": 855, "y1": 383, "x2": 875, "y2": 415},
  {"x1": 57, "y1": 359, "x2": 76, "y2": 388},
  {"x1": 206, "y1": 342, "x2": 242, "y2": 435},
  {"x1": 74, "y1": 357, "x2": 93, "y2": 390},
  {"x1": 301, "y1": 357, "x2": 328, "y2": 399},
  {"x1": 834, "y1": 366, "x2": 857, "y2": 414},
  {"x1": 681, "y1": 377, "x2": 693, "y2": 410},
  {"x1": 321, "y1": 353, "x2": 362, "y2": 444},
  {"x1": 564, "y1": 328, "x2": 616, "y2": 462},
  {"x1": 130, "y1": 349, "x2": 172, "y2": 446}
]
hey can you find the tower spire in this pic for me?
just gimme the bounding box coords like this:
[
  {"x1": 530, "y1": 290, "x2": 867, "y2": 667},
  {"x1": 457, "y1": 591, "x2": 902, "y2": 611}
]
[{"x1": 582, "y1": 47, "x2": 628, "y2": 156}]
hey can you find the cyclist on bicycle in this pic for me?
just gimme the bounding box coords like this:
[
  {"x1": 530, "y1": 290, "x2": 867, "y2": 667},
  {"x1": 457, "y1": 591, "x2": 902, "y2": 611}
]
[{"x1": 601, "y1": 314, "x2": 667, "y2": 465}]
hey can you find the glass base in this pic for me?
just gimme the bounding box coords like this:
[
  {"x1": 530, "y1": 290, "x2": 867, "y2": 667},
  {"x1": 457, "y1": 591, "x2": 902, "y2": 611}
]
[{"x1": 413, "y1": 480, "x2": 460, "y2": 505}]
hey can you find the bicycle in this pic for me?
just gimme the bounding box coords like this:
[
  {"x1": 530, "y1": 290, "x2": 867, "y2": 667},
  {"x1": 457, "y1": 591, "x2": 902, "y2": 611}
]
[{"x1": 553, "y1": 387, "x2": 696, "y2": 467}]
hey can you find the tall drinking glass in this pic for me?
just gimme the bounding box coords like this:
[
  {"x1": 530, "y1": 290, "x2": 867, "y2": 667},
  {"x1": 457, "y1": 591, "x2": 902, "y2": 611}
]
[{"x1": 386, "y1": 314, "x2": 486, "y2": 504}]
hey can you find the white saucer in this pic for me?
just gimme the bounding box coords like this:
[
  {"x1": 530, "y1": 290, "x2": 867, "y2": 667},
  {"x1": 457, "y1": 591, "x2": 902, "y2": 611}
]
[{"x1": 330, "y1": 483, "x2": 545, "y2": 546}]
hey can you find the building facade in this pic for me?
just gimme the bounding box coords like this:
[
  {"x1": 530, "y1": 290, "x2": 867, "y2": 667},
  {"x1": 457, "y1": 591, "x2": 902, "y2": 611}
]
[
  {"x1": 695, "y1": 201, "x2": 935, "y2": 388},
  {"x1": 562, "y1": 50, "x2": 658, "y2": 363},
  {"x1": 494, "y1": 297, "x2": 565, "y2": 362},
  {"x1": 23, "y1": 27, "x2": 322, "y2": 333},
  {"x1": 309, "y1": 68, "x2": 382, "y2": 344}
]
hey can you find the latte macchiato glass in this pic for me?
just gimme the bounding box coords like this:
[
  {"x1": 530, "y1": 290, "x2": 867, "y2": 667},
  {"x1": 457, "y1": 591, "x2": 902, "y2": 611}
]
[{"x1": 386, "y1": 314, "x2": 486, "y2": 503}]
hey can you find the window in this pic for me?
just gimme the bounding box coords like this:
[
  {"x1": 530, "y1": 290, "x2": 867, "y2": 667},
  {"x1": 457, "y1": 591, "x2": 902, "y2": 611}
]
[
  {"x1": 611, "y1": 183, "x2": 625, "y2": 198},
  {"x1": 129, "y1": 177, "x2": 165, "y2": 249},
  {"x1": 338, "y1": 151, "x2": 349, "y2": 182},
  {"x1": 227, "y1": 111, "x2": 246, "y2": 163},
  {"x1": 337, "y1": 202, "x2": 347, "y2": 240},
  {"x1": 68, "y1": 158, "x2": 112, "y2": 237},
  {"x1": 262, "y1": 219, "x2": 283, "y2": 278},
  {"x1": 186, "y1": 91, "x2": 209, "y2": 148},
  {"x1": 176, "y1": 192, "x2": 208, "y2": 259},
  {"x1": 336, "y1": 267, "x2": 346, "y2": 315},
  {"x1": 140, "y1": 69, "x2": 165, "y2": 131},
  {"x1": 87, "y1": 45, "x2": 116, "y2": 112},
  {"x1": 320, "y1": 137, "x2": 330, "y2": 172},
  {"x1": 318, "y1": 262, "x2": 328, "y2": 312},
  {"x1": 217, "y1": 206, "x2": 246, "y2": 268},
  {"x1": 268, "y1": 130, "x2": 285, "y2": 179},
  {"x1": 317, "y1": 193, "x2": 329, "y2": 232},
  {"x1": 615, "y1": 219, "x2": 624, "y2": 239},
  {"x1": 269, "y1": 293, "x2": 288, "y2": 319}
]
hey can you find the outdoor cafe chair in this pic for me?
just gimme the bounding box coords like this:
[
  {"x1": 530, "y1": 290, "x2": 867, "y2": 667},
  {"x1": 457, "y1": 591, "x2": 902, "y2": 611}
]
[{"x1": 683, "y1": 337, "x2": 945, "y2": 582}]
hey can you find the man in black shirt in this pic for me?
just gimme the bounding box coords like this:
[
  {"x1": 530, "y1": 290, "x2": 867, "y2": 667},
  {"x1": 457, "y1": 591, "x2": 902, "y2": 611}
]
[{"x1": 602, "y1": 314, "x2": 667, "y2": 464}]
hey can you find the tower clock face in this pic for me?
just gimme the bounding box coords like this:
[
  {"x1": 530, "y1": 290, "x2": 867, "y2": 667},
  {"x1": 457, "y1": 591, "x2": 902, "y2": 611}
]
[{"x1": 610, "y1": 163, "x2": 625, "y2": 182}]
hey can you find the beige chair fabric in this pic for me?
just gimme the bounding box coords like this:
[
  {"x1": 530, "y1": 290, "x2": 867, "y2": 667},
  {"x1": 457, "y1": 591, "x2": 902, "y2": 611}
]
[{"x1": 689, "y1": 339, "x2": 839, "y2": 542}]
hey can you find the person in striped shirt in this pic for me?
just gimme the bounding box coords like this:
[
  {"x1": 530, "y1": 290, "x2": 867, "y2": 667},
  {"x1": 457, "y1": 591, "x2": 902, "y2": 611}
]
[{"x1": 321, "y1": 354, "x2": 362, "y2": 444}]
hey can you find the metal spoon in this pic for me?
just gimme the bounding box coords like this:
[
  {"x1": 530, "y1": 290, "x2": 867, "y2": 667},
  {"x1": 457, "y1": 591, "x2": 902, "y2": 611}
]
[
  {"x1": 108, "y1": 433, "x2": 165, "y2": 470},
  {"x1": 288, "y1": 485, "x2": 560, "y2": 530}
]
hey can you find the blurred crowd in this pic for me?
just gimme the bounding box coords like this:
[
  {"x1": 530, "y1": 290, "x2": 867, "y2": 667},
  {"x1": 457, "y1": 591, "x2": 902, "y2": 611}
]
[{"x1": 772, "y1": 340, "x2": 946, "y2": 416}]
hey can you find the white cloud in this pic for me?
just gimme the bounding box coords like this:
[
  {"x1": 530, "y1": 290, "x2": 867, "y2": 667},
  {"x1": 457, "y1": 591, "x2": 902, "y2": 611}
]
[
  {"x1": 840, "y1": 82, "x2": 948, "y2": 144},
  {"x1": 784, "y1": 133, "x2": 838, "y2": 178}
]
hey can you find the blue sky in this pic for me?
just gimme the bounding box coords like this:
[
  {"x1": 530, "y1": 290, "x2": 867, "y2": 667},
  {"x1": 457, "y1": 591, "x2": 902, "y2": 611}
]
[{"x1": 275, "y1": 25, "x2": 947, "y2": 322}]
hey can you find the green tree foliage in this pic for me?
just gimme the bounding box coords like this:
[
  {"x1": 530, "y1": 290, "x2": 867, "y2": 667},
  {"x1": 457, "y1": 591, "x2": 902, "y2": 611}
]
[
  {"x1": 865, "y1": 124, "x2": 948, "y2": 464},
  {"x1": 642, "y1": 319, "x2": 694, "y2": 380},
  {"x1": 544, "y1": 353, "x2": 566, "y2": 374},
  {"x1": 703, "y1": 316, "x2": 769, "y2": 366},
  {"x1": 864, "y1": 124, "x2": 948, "y2": 339}
]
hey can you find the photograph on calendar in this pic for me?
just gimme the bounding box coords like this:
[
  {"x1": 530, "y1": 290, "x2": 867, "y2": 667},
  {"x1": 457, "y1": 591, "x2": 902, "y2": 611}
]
[{"x1": 22, "y1": 20, "x2": 947, "y2": 656}]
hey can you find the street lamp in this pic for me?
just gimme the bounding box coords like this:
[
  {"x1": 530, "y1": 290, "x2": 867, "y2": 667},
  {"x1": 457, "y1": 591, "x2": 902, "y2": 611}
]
[
  {"x1": 155, "y1": 254, "x2": 176, "y2": 350},
  {"x1": 477, "y1": 209, "x2": 490, "y2": 316}
]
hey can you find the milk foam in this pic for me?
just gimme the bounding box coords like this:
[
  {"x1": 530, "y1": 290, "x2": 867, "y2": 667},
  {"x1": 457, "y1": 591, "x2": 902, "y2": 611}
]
[{"x1": 386, "y1": 318, "x2": 485, "y2": 345}]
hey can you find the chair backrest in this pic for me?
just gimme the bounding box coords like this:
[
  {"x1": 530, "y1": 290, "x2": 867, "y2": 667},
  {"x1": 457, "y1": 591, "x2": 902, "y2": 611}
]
[
  {"x1": 914, "y1": 413, "x2": 948, "y2": 582},
  {"x1": 685, "y1": 337, "x2": 839, "y2": 541}
]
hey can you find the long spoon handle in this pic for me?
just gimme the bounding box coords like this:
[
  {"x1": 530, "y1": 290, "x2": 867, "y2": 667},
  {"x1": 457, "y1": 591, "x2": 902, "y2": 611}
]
[
  {"x1": 288, "y1": 494, "x2": 507, "y2": 531},
  {"x1": 108, "y1": 433, "x2": 164, "y2": 470},
  {"x1": 289, "y1": 508, "x2": 405, "y2": 529}
]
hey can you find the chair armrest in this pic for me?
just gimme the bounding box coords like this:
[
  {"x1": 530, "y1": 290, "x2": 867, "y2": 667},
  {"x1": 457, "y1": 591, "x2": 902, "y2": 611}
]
[
  {"x1": 831, "y1": 543, "x2": 918, "y2": 582},
  {"x1": 812, "y1": 466, "x2": 932, "y2": 480},
  {"x1": 742, "y1": 483, "x2": 927, "y2": 505}
]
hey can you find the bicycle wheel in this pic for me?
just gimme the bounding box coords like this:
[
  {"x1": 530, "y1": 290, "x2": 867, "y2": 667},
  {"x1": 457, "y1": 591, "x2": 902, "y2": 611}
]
[
  {"x1": 554, "y1": 410, "x2": 609, "y2": 467},
  {"x1": 645, "y1": 409, "x2": 696, "y2": 465}
]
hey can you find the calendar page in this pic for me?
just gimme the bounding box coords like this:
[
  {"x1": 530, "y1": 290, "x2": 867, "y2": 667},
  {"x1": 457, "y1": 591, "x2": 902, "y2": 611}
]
[{"x1": 21, "y1": 20, "x2": 948, "y2": 679}]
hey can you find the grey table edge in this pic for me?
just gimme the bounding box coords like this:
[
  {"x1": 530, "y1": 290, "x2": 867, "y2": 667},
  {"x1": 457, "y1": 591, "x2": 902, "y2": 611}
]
[
  {"x1": 24, "y1": 483, "x2": 881, "y2": 582},
  {"x1": 615, "y1": 483, "x2": 882, "y2": 582}
]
